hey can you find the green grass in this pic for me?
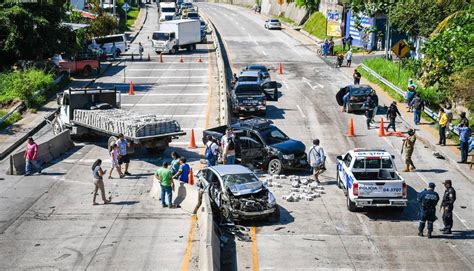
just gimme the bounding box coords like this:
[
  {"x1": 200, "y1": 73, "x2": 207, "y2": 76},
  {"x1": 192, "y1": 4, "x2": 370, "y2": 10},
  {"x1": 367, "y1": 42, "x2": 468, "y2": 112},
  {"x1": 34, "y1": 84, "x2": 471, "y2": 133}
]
[
  {"x1": 278, "y1": 15, "x2": 297, "y2": 26},
  {"x1": 358, "y1": 68, "x2": 405, "y2": 103},
  {"x1": 303, "y1": 12, "x2": 328, "y2": 40},
  {"x1": 333, "y1": 44, "x2": 364, "y2": 55},
  {"x1": 0, "y1": 110, "x2": 22, "y2": 129},
  {"x1": 119, "y1": 6, "x2": 140, "y2": 32}
]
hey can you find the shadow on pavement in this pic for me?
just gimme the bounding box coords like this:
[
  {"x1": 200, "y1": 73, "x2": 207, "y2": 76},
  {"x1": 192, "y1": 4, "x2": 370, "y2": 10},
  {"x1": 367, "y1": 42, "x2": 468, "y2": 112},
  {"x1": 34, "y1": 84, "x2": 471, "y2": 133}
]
[
  {"x1": 431, "y1": 230, "x2": 474, "y2": 240},
  {"x1": 265, "y1": 105, "x2": 288, "y2": 120},
  {"x1": 415, "y1": 169, "x2": 448, "y2": 174},
  {"x1": 110, "y1": 200, "x2": 140, "y2": 205}
]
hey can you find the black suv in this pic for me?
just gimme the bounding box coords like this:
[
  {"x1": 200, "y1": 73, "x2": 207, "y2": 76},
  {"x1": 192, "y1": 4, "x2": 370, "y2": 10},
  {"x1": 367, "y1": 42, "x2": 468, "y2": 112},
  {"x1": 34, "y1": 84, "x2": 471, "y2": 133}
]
[
  {"x1": 203, "y1": 118, "x2": 308, "y2": 175},
  {"x1": 336, "y1": 84, "x2": 374, "y2": 113}
]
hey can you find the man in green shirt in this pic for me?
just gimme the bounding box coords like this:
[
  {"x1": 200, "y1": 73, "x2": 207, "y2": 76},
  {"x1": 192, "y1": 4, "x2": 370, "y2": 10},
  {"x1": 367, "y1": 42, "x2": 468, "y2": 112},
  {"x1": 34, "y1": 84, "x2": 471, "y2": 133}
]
[{"x1": 155, "y1": 162, "x2": 174, "y2": 208}]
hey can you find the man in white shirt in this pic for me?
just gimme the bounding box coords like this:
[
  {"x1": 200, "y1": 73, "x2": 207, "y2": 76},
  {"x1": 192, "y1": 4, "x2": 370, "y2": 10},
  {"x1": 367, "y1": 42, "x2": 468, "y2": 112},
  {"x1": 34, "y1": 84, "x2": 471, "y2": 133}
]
[
  {"x1": 116, "y1": 133, "x2": 131, "y2": 176},
  {"x1": 221, "y1": 128, "x2": 236, "y2": 164},
  {"x1": 307, "y1": 139, "x2": 326, "y2": 181}
]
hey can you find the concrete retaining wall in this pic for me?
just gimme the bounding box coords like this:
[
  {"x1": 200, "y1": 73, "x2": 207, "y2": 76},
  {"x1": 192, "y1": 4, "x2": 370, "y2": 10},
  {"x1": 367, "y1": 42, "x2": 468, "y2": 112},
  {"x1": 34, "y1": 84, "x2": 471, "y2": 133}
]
[
  {"x1": 8, "y1": 130, "x2": 75, "y2": 175},
  {"x1": 150, "y1": 178, "x2": 201, "y2": 214},
  {"x1": 197, "y1": 190, "x2": 220, "y2": 271}
]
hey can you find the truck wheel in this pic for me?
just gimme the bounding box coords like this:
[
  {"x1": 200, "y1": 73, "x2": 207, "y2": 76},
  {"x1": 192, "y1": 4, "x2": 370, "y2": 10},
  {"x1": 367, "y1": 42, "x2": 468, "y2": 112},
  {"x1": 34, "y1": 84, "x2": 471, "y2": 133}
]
[
  {"x1": 52, "y1": 119, "x2": 63, "y2": 135},
  {"x1": 267, "y1": 158, "x2": 283, "y2": 175},
  {"x1": 108, "y1": 136, "x2": 118, "y2": 151},
  {"x1": 82, "y1": 65, "x2": 92, "y2": 77},
  {"x1": 336, "y1": 171, "x2": 342, "y2": 189},
  {"x1": 170, "y1": 47, "x2": 177, "y2": 54},
  {"x1": 346, "y1": 195, "x2": 357, "y2": 212}
]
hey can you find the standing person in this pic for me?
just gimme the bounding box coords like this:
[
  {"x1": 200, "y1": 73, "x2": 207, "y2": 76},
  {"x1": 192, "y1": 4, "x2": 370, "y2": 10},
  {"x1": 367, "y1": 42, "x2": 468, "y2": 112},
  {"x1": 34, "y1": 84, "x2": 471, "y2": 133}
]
[
  {"x1": 411, "y1": 94, "x2": 424, "y2": 125},
  {"x1": 438, "y1": 109, "x2": 448, "y2": 146},
  {"x1": 444, "y1": 105, "x2": 454, "y2": 135},
  {"x1": 402, "y1": 129, "x2": 417, "y2": 172},
  {"x1": 342, "y1": 36, "x2": 347, "y2": 51},
  {"x1": 108, "y1": 143, "x2": 124, "y2": 179},
  {"x1": 370, "y1": 91, "x2": 379, "y2": 123},
  {"x1": 221, "y1": 128, "x2": 236, "y2": 165},
  {"x1": 116, "y1": 133, "x2": 132, "y2": 176},
  {"x1": 328, "y1": 37, "x2": 335, "y2": 56},
  {"x1": 173, "y1": 157, "x2": 190, "y2": 183},
  {"x1": 322, "y1": 39, "x2": 329, "y2": 58},
  {"x1": 138, "y1": 42, "x2": 144, "y2": 60},
  {"x1": 459, "y1": 112, "x2": 469, "y2": 127},
  {"x1": 347, "y1": 34, "x2": 353, "y2": 49},
  {"x1": 440, "y1": 180, "x2": 456, "y2": 234},
  {"x1": 204, "y1": 135, "x2": 219, "y2": 166},
  {"x1": 307, "y1": 139, "x2": 326, "y2": 182},
  {"x1": 363, "y1": 96, "x2": 375, "y2": 129},
  {"x1": 92, "y1": 159, "x2": 111, "y2": 205},
  {"x1": 155, "y1": 162, "x2": 175, "y2": 208},
  {"x1": 417, "y1": 183, "x2": 439, "y2": 238},
  {"x1": 346, "y1": 49, "x2": 353, "y2": 67},
  {"x1": 406, "y1": 86, "x2": 416, "y2": 112},
  {"x1": 342, "y1": 90, "x2": 350, "y2": 112},
  {"x1": 170, "y1": 151, "x2": 180, "y2": 175},
  {"x1": 408, "y1": 78, "x2": 417, "y2": 90},
  {"x1": 24, "y1": 137, "x2": 42, "y2": 176},
  {"x1": 386, "y1": 101, "x2": 401, "y2": 132},
  {"x1": 111, "y1": 42, "x2": 117, "y2": 60},
  {"x1": 353, "y1": 69, "x2": 361, "y2": 85},
  {"x1": 456, "y1": 123, "x2": 472, "y2": 163}
]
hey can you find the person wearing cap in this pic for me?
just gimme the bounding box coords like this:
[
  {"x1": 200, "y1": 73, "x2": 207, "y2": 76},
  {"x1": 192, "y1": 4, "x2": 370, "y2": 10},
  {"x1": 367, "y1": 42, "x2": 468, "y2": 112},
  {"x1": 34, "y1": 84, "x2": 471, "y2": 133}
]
[
  {"x1": 417, "y1": 182, "x2": 440, "y2": 238},
  {"x1": 386, "y1": 101, "x2": 401, "y2": 132},
  {"x1": 402, "y1": 129, "x2": 417, "y2": 172},
  {"x1": 440, "y1": 180, "x2": 456, "y2": 234},
  {"x1": 24, "y1": 137, "x2": 42, "y2": 176}
]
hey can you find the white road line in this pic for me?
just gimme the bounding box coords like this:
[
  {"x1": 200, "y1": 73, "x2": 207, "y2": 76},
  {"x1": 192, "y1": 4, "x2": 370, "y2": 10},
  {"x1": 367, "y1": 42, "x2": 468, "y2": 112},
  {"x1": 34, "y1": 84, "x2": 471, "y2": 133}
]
[
  {"x1": 262, "y1": 50, "x2": 267, "y2": 56},
  {"x1": 241, "y1": 26, "x2": 245, "y2": 31},
  {"x1": 121, "y1": 103, "x2": 207, "y2": 106},
  {"x1": 296, "y1": 104, "x2": 306, "y2": 119},
  {"x1": 123, "y1": 93, "x2": 207, "y2": 96},
  {"x1": 127, "y1": 68, "x2": 208, "y2": 71},
  {"x1": 161, "y1": 114, "x2": 205, "y2": 118},
  {"x1": 123, "y1": 76, "x2": 208, "y2": 79}
]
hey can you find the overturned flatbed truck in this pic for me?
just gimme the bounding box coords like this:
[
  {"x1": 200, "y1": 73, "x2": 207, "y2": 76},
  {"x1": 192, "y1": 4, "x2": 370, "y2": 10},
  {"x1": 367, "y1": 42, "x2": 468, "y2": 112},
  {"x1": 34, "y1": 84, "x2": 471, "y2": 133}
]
[{"x1": 49, "y1": 87, "x2": 186, "y2": 153}]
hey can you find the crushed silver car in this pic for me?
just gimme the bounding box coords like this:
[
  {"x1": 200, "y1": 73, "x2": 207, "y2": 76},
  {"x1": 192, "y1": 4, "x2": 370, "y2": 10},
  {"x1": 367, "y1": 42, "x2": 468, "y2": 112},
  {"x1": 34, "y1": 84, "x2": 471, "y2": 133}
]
[{"x1": 198, "y1": 165, "x2": 280, "y2": 222}]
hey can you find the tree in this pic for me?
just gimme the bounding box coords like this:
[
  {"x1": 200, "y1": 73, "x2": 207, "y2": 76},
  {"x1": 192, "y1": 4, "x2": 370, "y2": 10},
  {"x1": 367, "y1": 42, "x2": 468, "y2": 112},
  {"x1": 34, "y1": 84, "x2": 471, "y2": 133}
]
[
  {"x1": 90, "y1": 14, "x2": 119, "y2": 37},
  {"x1": 389, "y1": 0, "x2": 470, "y2": 38},
  {"x1": 295, "y1": 0, "x2": 320, "y2": 14}
]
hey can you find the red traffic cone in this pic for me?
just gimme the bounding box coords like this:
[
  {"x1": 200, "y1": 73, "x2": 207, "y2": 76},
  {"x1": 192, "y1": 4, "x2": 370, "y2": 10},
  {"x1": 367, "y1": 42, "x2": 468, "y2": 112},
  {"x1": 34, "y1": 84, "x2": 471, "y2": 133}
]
[
  {"x1": 278, "y1": 63, "x2": 283, "y2": 74},
  {"x1": 347, "y1": 118, "x2": 355, "y2": 137},
  {"x1": 180, "y1": 55, "x2": 184, "y2": 63},
  {"x1": 188, "y1": 168, "x2": 195, "y2": 185},
  {"x1": 188, "y1": 129, "x2": 197, "y2": 149},
  {"x1": 198, "y1": 55, "x2": 203, "y2": 63},
  {"x1": 378, "y1": 117, "x2": 386, "y2": 137},
  {"x1": 159, "y1": 53, "x2": 163, "y2": 63},
  {"x1": 129, "y1": 81, "x2": 134, "y2": 95}
]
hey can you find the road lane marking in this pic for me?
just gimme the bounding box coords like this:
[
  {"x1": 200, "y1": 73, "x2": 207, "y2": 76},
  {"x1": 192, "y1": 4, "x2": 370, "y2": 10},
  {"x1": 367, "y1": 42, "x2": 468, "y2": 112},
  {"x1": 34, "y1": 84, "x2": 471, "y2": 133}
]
[
  {"x1": 123, "y1": 76, "x2": 208, "y2": 79},
  {"x1": 127, "y1": 68, "x2": 208, "y2": 71},
  {"x1": 250, "y1": 226, "x2": 259, "y2": 271},
  {"x1": 181, "y1": 214, "x2": 198, "y2": 271},
  {"x1": 262, "y1": 50, "x2": 267, "y2": 56},
  {"x1": 122, "y1": 93, "x2": 207, "y2": 96},
  {"x1": 205, "y1": 42, "x2": 212, "y2": 129},
  {"x1": 121, "y1": 103, "x2": 207, "y2": 106},
  {"x1": 296, "y1": 104, "x2": 306, "y2": 118}
]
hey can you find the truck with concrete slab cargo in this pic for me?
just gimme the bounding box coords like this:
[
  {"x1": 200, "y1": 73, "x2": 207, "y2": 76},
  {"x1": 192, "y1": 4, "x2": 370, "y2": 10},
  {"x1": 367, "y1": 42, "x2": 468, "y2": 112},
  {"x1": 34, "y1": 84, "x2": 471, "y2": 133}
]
[
  {"x1": 152, "y1": 19, "x2": 201, "y2": 54},
  {"x1": 48, "y1": 87, "x2": 186, "y2": 154},
  {"x1": 336, "y1": 149, "x2": 408, "y2": 211}
]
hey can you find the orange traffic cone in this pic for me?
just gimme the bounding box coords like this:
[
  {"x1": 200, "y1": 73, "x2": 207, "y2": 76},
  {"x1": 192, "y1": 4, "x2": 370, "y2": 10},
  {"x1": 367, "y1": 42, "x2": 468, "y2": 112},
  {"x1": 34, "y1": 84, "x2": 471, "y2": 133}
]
[
  {"x1": 147, "y1": 53, "x2": 151, "y2": 61},
  {"x1": 198, "y1": 55, "x2": 202, "y2": 63},
  {"x1": 278, "y1": 63, "x2": 283, "y2": 74},
  {"x1": 159, "y1": 53, "x2": 163, "y2": 63},
  {"x1": 347, "y1": 118, "x2": 355, "y2": 137},
  {"x1": 129, "y1": 81, "x2": 134, "y2": 95},
  {"x1": 188, "y1": 129, "x2": 197, "y2": 149},
  {"x1": 378, "y1": 117, "x2": 386, "y2": 137},
  {"x1": 180, "y1": 55, "x2": 184, "y2": 63},
  {"x1": 188, "y1": 168, "x2": 195, "y2": 185}
]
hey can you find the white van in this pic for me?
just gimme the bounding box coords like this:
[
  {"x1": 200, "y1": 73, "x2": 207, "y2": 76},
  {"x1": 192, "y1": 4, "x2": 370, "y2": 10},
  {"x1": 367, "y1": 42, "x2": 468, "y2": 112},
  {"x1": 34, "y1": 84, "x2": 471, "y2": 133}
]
[
  {"x1": 88, "y1": 34, "x2": 129, "y2": 56},
  {"x1": 159, "y1": 2, "x2": 177, "y2": 21}
]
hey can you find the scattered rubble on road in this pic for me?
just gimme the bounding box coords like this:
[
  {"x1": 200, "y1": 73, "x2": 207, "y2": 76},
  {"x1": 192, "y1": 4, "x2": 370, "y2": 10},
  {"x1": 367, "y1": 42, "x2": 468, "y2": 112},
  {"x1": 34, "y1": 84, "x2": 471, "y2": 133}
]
[{"x1": 262, "y1": 175, "x2": 325, "y2": 202}]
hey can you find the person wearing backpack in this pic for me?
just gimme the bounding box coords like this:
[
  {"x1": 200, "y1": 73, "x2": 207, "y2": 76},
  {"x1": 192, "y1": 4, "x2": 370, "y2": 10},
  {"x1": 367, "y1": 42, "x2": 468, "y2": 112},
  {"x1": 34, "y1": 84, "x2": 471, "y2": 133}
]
[
  {"x1": 205, "y1": 135, "x2": 219, "y2": 166},
  {"x1": 410, "y1": 94, "x2": 424, "y2": 125},
  {"x1": 222, "y1": 128, "x2": 236, "y2": 165},
  {"x1": 307, "y1": 139, "x2": 326, "y2": 182}
]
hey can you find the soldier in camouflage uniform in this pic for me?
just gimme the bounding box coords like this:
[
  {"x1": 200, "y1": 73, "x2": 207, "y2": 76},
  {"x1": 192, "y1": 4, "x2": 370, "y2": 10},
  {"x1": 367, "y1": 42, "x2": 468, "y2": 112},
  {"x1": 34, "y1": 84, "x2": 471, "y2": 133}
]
[{"x1": 403, "y1": 129, "x2": 417, "y2": 172}]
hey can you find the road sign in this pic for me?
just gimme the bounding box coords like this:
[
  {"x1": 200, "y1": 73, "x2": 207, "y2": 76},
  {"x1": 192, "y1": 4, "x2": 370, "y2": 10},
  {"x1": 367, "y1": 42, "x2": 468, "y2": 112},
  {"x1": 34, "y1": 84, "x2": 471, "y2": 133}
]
[
  {"x1": 122, "y1": 3, "x2": 130, "y2": 12},
  {"x1": 391, "y1": 40, "x2": 410, "y2": 58}
]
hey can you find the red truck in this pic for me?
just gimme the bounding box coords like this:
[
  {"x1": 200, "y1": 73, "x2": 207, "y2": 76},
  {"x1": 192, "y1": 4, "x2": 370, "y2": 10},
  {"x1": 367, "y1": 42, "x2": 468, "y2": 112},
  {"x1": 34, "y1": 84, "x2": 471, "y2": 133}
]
[{"x1": 54, "y1": 54, "x2": 100, "y2": 77}]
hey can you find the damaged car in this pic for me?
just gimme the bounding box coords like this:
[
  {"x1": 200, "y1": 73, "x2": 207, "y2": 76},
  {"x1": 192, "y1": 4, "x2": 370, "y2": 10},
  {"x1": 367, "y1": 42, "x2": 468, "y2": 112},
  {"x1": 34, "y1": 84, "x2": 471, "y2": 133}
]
[{"x1": 198, "y1": 165, "x2": 280, "y2": 222}]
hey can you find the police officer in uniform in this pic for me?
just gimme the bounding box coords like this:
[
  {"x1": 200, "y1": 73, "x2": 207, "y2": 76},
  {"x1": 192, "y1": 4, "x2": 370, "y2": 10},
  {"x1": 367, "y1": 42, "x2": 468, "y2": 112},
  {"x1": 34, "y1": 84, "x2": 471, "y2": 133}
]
[
  {"x1": 417, "y1": 182, "x2": 439, "y2": 238},
  {"x1": 440, "y1": 179, "x2": 456, "y2": 234},
  {"x1": 402, "y1": 129, "x2": 417, "y2": 172}
]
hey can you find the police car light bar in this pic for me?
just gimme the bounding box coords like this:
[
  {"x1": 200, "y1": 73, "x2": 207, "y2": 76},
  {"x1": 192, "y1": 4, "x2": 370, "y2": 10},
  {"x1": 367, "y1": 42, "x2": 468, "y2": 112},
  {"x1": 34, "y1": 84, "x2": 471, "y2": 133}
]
[{"x1": 353, "y1": 148, "x2": 386, "y2": 152}]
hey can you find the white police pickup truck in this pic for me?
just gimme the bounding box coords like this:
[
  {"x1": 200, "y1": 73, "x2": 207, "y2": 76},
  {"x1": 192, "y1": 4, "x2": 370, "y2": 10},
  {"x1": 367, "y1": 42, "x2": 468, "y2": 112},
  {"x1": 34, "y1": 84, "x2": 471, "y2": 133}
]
[{"x1": 336, "y1": 149, "x2": 407, "y2": 212}]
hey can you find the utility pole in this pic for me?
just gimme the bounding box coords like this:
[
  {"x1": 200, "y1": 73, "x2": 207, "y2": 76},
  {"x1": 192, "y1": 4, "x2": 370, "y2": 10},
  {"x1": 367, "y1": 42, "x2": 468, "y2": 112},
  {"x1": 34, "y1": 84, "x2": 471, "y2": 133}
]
[{"x1": 113, "y1": 0, "x2": 117, "y2": 16}]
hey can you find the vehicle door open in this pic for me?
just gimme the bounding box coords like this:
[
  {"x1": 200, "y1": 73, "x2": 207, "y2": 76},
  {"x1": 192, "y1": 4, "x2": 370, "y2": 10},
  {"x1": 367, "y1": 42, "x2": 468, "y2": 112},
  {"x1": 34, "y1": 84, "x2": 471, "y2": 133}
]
[
  {"x1": 236, "y1": 136, "x2": 265, "y2": 165},
  {"x1": 261, "y1": 81, "x2": 278, "y2": 101},
  {"x1": 336, "y1": 86, "x2": 348, "y2": 106}
]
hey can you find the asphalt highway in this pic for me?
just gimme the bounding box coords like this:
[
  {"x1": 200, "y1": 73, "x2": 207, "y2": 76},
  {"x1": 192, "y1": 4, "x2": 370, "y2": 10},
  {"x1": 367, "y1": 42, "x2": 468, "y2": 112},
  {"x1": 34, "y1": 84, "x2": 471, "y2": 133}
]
[{"x1": 200, "y1": 3, "x2": 473, "y2": 270}]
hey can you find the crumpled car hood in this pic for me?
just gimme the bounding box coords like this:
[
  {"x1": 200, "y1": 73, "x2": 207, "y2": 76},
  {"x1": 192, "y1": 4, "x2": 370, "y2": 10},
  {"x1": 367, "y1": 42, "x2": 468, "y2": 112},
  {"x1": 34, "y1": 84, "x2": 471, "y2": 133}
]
[{"x1": 228, "y1": 181, "x2": 263, "y2": 196}]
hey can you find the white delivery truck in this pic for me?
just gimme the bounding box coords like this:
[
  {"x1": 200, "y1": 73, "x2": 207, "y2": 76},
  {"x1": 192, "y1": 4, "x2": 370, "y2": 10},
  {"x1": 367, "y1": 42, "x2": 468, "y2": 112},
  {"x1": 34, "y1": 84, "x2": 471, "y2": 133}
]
[
  {"x1": 336, "y1": 149, "x2": 408, "y2": 212},
  {"x1": 152, "y1": 19, "x2": 201, "y2": 54},
  {"x1": 159, "y1": 1, "x2": 177, "y2": 21}
]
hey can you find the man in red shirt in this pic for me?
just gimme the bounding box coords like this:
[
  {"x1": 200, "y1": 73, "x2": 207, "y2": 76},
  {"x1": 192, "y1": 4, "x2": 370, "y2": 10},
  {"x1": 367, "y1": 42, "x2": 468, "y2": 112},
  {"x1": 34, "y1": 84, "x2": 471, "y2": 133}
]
[{"x1": 24, "y1": 137, "x2": 42, "y2": 176}]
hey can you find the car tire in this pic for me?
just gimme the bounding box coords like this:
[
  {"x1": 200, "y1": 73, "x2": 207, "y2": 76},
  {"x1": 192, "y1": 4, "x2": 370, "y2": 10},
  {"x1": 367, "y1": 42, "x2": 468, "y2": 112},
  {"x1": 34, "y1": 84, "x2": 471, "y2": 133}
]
[
  {"x1": 268, "y1": 205, "x2": 280, "y2": 223},
  {"x1": 52, "y1": 119, "x2": 63, "y2": 135},
  {"x1": 267, "y1": 158, "x2": 283, "y2": 175},
  {"x1": 346, "y1": 195, "x2": 357, "y2": 212},
  {"x1": 336, "y1": 171, "x2": 342, "y2": 189},
  {"x1": 170, "y1": 47, "x2": 177, "y2": 54}
]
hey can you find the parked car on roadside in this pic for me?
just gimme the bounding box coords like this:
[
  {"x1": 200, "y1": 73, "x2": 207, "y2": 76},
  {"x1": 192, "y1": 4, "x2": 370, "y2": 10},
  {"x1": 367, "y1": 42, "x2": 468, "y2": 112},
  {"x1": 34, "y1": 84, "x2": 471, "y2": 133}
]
[
  {"x1": 264, "y1": 19, "x2": 281, "y2": 30},
  {"x1": 87, "y1": 34, "x2": 128, "y2": 57},
  {"x1": 336, "y1": 84, "x2": 374, "y2": 113},
  {"x1": 243, "y1": 64, "x2": 271, "y2": 80},
  {"x1": 198, "y1": 165, "x2": 280, "y2": 222},
  {"x1": 203, "y1": 118, "x2": 309, "y2": 175},
  {"x1": 53, "y1": 54, "x2": 100, "y2": 77}
]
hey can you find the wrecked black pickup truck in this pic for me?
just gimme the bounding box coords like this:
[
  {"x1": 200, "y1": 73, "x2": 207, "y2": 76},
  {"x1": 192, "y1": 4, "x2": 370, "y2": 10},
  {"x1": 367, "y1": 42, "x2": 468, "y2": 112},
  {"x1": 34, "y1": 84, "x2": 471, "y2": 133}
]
[{"x1": 203, "y1": 118, "x2": 309, "y2": 175}]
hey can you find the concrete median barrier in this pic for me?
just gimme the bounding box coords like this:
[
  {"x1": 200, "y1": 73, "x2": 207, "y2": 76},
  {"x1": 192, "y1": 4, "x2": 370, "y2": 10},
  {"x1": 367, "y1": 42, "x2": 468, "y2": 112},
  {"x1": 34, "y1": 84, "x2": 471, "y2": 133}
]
[
  {"x1": 150, "y1": 178, "x2": 201, "y2": 214},
  {"x1": 8, "y1": 130, "x2": 74, "y2": 175},
  {"x1": 197, "y1": 190, "x2": 221, "y2": 271}
]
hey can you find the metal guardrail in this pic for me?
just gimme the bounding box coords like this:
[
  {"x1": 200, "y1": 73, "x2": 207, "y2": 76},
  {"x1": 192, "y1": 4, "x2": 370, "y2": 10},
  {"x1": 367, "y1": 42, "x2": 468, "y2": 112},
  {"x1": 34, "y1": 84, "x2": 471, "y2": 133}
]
[
  {"x1": 0, "y1": 102, "x2": 24, "y2": 126},
  {"x1": 359, "y1": 63, "x2": 459, "y2": 136}
]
